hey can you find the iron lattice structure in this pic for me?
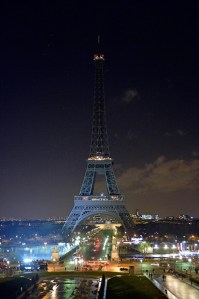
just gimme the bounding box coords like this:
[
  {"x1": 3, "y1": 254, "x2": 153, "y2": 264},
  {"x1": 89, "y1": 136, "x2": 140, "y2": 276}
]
[{"x1": 62, "y1": 53, "x2": 134, "y2": 241}]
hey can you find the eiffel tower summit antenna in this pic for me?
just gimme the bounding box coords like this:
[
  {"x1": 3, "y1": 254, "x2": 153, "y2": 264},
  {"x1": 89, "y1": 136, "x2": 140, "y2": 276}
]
[
  {"x1": 62, "y1": 50, "x2": 134, "y2": 242},
  {"x1": 97, "y1": 34, "x2": 102, "y2": 53}
]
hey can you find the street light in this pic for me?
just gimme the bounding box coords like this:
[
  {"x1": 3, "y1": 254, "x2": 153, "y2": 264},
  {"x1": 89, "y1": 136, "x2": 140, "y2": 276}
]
[
  {"x1": 188, "y1": 258, "x2": 192, "y2": 278},
  {"x1": 177, "y1": 255, "x2": 183, "y2": 273},
  {"x1": 53, "y1": 258, "x2": 56, "y2": 271},
  {"x1": 140, "y1": 259, "x2": 143, "y2": 274},
  {"x1": 44, "y1": 242, "x2": 47, "y2": 259}
]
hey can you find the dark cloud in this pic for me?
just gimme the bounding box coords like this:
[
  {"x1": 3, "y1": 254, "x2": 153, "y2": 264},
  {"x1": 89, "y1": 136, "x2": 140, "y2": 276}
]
[
  {"x1": 121, "y1": 88, "x2": 139, "y2": 103},
  {"x1": 116, "y1": 156, "x2": 199, "y2": 216},
  {"x1": 118, "y1": 156, "x2": 199, "y2": 194},
  {"x1": 126, "y1": 130, "x2": 137, "y2": 141},
  {"x1": 192, "y1": 151, "x2": 199, "y2": 157},
  {"x1": 164, "y1": 130, "x2": 188, "y2": 137}
]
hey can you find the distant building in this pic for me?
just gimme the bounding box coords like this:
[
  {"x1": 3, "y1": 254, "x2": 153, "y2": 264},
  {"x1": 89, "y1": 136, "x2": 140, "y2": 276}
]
[
  {"x1": 131, "y1": 210, "x2": 159, "y2": 222},
  {"x1": 179, "y1": 214, "x2": 193, "y2": 220},
  {"x1": 141, "y1": 214, "x2": 159, "y2": 220}
]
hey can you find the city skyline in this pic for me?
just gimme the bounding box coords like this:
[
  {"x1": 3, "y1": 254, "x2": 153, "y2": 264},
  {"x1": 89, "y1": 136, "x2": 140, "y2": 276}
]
[{"x1": 1, "y1": 1, "x2": 199, "y2": 219}]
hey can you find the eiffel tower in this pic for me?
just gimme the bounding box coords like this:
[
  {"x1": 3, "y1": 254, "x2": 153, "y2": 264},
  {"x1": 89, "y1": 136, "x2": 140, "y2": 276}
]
[{"x1": 62, "y1": 52, "x2": 134, "y2": 241}]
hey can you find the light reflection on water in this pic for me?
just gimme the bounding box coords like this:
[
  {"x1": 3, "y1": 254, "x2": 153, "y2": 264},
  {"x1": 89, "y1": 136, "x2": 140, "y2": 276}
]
[{"x1": 34, "y1": 278, "x2": 99, "y2": 299}]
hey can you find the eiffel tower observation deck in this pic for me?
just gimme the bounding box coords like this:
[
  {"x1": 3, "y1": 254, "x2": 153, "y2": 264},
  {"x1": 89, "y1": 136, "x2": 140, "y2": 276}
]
[{"x1": 62, "y1": 52, "x2": 134, "y2": 242}]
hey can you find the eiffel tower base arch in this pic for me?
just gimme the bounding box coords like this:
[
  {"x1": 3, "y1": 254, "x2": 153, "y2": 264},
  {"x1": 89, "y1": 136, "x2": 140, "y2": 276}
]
[{"x1": 62, "y1": 197, "x2": 134, "y2": 242}]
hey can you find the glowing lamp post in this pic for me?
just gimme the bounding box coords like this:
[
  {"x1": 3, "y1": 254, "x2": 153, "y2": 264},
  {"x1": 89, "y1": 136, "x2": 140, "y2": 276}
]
[
  {"x1": 44, "y1": 242, "x2": 47, "y2": 259},
  {"x1": 188, "y1": 258, "x2": 192, "y2": 278},
  {"x1": 140, "y1": 259, "x2": 143, "y2": 274},
  {"x1": 53, "y1": 258, "x2": 56, "y2": 271},
  {"x1": 179, "y1": 255, "x2": 183, "y2": 273}
]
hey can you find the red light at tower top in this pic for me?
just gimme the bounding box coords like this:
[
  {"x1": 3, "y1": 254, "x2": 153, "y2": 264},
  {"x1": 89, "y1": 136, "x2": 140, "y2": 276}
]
[{"x1": 94, "y1": 54, "x2": 105, "y2": 60}]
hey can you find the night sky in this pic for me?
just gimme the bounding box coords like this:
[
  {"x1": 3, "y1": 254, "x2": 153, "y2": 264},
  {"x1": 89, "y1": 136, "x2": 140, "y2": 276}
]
[{"x1": 1, "y1": 1, "x2": 199, "y2": 219}]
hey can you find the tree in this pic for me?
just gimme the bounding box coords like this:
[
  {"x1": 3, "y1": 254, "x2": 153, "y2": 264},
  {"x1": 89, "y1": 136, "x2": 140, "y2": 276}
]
[{"x1": 139, "y1": 242, "x2": 151, "y2": 258}]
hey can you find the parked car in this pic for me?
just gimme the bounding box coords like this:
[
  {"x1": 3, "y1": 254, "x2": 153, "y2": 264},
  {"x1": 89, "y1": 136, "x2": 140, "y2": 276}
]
[{"x1": 120, "y1": 267, "x2": 129, "y2": 271}]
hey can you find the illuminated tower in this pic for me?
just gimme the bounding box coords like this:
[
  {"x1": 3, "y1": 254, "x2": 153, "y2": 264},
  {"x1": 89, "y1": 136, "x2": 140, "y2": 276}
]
[{"x1": 62, "y1": 53, "x2": 134, "y2": 241}]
